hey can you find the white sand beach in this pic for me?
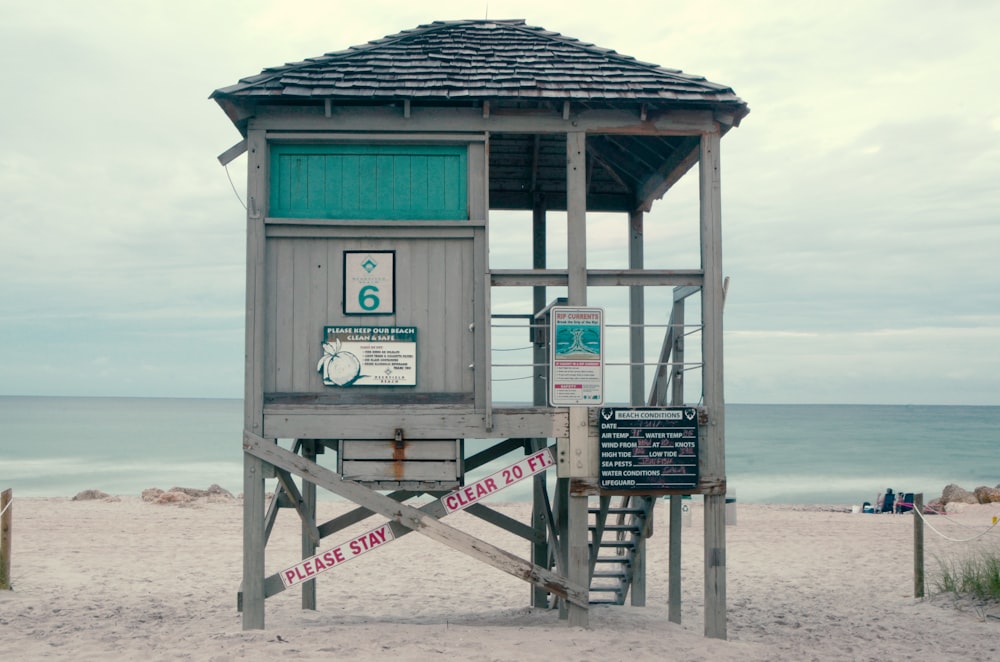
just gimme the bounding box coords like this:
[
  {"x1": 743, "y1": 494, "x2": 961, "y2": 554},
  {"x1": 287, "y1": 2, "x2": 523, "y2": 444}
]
[{"x1": 2, "y1": 496, "x2": 998, "y2": 661}]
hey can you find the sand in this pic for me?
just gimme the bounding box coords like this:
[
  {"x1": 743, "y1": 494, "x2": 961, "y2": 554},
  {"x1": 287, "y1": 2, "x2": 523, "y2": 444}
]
[{"x1": 2, "y1": 496, "x2": 998, "y2": 661}]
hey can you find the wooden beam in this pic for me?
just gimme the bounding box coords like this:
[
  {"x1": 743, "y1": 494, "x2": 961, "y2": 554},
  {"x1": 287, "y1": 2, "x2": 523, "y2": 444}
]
[
  {"x1": 0, "y1": 489, "x2": 11, "y2": 591},
  {"x1": 248, "y1": 106, "x2": 717, "y2": 136},
  {"x1": 668, "y1": 495, "x2": 683, "y2": 623},
  {"x1": 490, "y1": 268, "x2": 704, "y2": 288},
  {"x1": 242, "y1": 450, "x2": 266, "y2": 629},
  {"x1": 636, "y1": 136, "x2": 702, "y2": 212},
  {"x1": 466, "y1": 503, "x2": 542, "y2": 543},
  {"x1": 217, "y1": 139, "x2": 248, "y2": 166},
  {"x1": 565, "y1": 130, "x2": 590, "y2": 628},
  {"x1": 569, "y1": 476, "x2": 727, "y2": 497},
  {"x1": 242, "y1": 432, "x2": 590, "y2": 608},
  {"x1": 301, "y1": 441, "x2": 318, "y2": 610},
  {"x1": 699, "y1": 128, "x2": 728, "y2": 640},
  {"x1": 315, "y1": 438, "x2": 526, "y2": 540},
  {"x1": 273, "y1": 467, "x2": 321, "y2": 547},
  {"x1": 262, "y1": 405, "x2": 569, "y2": 440},
  {"x1": 629, "y1": 210, "x2": 645, "y2": 407}
]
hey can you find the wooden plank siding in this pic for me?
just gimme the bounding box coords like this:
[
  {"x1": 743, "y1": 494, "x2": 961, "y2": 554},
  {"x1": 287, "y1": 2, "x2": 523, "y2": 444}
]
[
  {"x1": 270, "y1": 144, "x2": 468, "y2": 220},
  {"x1": 263, "y1": 235, "x2": 475, "y2": 398}
]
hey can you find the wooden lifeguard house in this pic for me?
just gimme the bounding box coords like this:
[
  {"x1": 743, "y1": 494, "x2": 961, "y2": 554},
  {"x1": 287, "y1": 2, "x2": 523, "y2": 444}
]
[{"x1": 212, "y1": 19, "x2": 748, "y2": 638}]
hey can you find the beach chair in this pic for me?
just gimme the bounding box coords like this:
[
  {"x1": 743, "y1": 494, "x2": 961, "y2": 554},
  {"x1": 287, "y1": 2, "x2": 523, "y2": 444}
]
[{"x1": 879, "y1": 489, "x2": 895, "y2": 514}]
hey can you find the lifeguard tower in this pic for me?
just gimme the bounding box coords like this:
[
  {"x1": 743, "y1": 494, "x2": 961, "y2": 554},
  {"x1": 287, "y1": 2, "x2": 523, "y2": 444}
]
[{"x1": 212, "y1": 19, "x2": 747, "y2": 638}]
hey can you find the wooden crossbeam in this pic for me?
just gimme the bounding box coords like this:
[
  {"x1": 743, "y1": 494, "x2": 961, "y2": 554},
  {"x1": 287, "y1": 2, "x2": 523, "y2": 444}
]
[
  {"x1": 313, "y1": 436, "x2": 525, "y2": 540},
  {"x1": 273, "y1": 467, "x2": 321, "y2": 547},
  {"x1": 243, "y1": 432, "x2": 588, "y2": 608}
]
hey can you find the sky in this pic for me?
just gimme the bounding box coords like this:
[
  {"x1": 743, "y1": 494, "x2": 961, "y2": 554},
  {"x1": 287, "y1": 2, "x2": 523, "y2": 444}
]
[{"x1": 1, "y1": 0, "x2": 998, "y2": 405}]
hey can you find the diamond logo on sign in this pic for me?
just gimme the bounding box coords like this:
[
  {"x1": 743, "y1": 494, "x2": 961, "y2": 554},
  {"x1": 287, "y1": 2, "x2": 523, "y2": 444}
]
[{"x1": 343, "y1": 250, "x2": 395, "y2": 315}]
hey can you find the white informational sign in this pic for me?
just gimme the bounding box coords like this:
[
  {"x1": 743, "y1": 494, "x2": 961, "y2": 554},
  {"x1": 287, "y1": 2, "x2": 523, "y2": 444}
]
[
  {"x1": 318, "y1": 326, "x2": 417, "y2": 387},
  {"x1": 343, "y1": 251, "x2": 395, "y2": 315},
  {"x1": 278, "y1": 447, "x2": 554, "y2": 588},
  {"x1": 549, "y1": 306, "x2": 604, "y2": 406}
]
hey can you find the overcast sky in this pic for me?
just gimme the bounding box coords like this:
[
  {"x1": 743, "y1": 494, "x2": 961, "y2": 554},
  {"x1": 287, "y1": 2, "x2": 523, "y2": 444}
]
[{"x1": 1, "y1": 0, "x2": 997, "y2": 405}]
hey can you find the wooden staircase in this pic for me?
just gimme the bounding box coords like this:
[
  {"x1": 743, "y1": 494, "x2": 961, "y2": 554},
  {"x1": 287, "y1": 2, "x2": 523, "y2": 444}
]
[{"x1": 587, "y1": 495, "x2": 656, "y2": 605}]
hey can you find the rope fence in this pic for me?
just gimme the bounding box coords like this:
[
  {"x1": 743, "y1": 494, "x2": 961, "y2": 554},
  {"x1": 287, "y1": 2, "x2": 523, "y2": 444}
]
[{"x1": 908, "y1": 492, "x2": 1000, "y2": 599}]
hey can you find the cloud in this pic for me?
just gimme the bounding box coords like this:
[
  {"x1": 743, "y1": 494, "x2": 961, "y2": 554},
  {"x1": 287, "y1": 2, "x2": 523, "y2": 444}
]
[{"x1": 0, "y1": 1, "x2": 997, "y2": 403}]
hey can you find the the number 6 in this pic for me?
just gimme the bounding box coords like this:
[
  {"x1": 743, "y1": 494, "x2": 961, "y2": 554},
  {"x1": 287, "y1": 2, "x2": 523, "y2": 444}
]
[{"x1": 359, "y1": 285, "x2": 380, "y2": 311}]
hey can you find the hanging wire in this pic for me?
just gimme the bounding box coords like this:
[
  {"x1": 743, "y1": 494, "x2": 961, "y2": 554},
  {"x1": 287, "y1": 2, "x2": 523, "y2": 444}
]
[{"x1": 225, "y1": 163, "x2": 247, "y2": 210}]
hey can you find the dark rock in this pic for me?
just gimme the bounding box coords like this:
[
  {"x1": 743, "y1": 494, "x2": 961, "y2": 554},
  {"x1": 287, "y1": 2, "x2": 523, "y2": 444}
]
[
  {"x1": 72, "y1": 489, "x2": 110, "y2": 501},
  {"x1": 973, "y1": 485, "x2": 1000, "y2": 504}
]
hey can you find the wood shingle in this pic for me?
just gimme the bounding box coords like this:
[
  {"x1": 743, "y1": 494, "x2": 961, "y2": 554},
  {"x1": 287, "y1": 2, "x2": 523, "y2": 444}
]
[
  {"x1": 212, "y1": 19, "x2": 748, "y2": 213},
  {"x1": 213, "y1": 19, "x2": 746, "y2": 114}
]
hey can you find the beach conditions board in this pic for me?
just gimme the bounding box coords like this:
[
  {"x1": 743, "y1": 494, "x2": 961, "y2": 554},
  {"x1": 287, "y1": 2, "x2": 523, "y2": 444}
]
[
  {"x1": 598, "y1": 407, "x2": 700, "y2": 490},
  {"x1": 279, "y1": 447, "x2": 555, "y2": 588}
]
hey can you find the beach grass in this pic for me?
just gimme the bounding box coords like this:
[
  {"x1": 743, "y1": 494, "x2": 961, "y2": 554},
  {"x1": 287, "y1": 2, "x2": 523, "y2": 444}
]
[{"x1": 936, "y1": 551, "x2": 1000, "y2": 601}]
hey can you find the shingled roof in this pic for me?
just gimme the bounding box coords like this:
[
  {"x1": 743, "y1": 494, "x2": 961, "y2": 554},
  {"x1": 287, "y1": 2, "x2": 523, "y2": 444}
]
[
  {"x1": 213, "y1": 19, "x2": 746, "y2": 112},
  {"x1": 213, "y1": 20, "x2": 748, "y2": 213}
]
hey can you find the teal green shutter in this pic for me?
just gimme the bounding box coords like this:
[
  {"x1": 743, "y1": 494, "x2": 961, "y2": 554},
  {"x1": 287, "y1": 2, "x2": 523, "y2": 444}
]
[{"x1": 270, "y1": 144, "x2": 468, "y2": 220}]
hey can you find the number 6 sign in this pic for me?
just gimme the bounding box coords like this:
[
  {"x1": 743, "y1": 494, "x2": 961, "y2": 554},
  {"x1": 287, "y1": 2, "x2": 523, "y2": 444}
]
[{"x1": 343, "y1": 251, "x2": 395, "y2": 315}]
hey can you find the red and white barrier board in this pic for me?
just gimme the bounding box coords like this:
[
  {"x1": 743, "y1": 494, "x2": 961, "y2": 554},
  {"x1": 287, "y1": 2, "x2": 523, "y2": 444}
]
[
  {"x1": 279, "y1": 447, "x2": 554, "y2": 588},
  {"x1": 281, "y1": 524, "x2": 394, "y2": 588},
  {"x1": 441, "y1": 447, "x2": 554, "y2": 513}
]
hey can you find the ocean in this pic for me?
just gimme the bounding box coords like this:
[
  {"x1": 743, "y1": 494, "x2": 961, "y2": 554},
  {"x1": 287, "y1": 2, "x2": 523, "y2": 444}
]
[{"x1": 1, "y1": 396, "x2": 997, "y2": 505}]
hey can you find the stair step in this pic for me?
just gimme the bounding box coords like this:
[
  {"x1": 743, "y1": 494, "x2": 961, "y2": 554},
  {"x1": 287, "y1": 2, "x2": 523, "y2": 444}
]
[
  {"x1": 590, "y1": 524, "x2": 642, "y2": 533},
  {"x1": 592, "y1": 571, "x2": 627, "y2": 579},
  {"x1": 598, "y1": 541, "x2": 635, "y2": 549},
  {"x1": 589, "y1": 599, "x2": 625, "y2": 606},
  {"x1": 589, "y1": 507, "x2": 647, "y2": 515},
  {"x1": 595, "y1": 556, "x2": 631, "y2": 564},
  {"x1": 589, "y1": 586, "x2": 623, "y2": 593}
]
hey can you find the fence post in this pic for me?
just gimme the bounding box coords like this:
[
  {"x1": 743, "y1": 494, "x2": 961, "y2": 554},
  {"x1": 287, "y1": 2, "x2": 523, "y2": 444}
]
[
  {"x1": 913, "y1": 492, "x2": 924, "y2": 598},
  {"x1": 1, "y1": 489, "x2": 11, "y2": 590}
]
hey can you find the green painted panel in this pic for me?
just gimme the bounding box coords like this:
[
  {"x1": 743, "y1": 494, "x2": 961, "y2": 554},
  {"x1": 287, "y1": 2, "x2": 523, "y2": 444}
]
[{"x1": 270, "y1": 144, "x2": 468, "y2": 220}]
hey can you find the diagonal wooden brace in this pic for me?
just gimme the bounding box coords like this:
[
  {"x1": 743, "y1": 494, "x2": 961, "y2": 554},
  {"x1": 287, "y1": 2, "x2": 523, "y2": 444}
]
[{"x1": 243, "y1": 431, "x2": 588, "y2": 608}]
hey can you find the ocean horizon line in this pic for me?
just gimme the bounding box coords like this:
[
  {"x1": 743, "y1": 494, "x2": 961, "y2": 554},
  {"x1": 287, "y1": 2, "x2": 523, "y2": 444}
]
[{"x1": 1, "y1": 394, "x2": 997, "y2": 408}]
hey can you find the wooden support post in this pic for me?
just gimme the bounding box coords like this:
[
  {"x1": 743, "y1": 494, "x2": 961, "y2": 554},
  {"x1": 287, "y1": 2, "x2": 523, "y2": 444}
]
[
  {"x1": 566, "y1": 406, "x2": 591, "y2": 626},
  {"x1": 699, "y1": 128, "x2": 727, "y2": 640},
  {"x1": 556, "y1": 477, "x2": 570, "y2": 619},
  {"x1": 531, "y1": 198, "x2": 551, "y2": 609},
  {"x1": 530, "y1": 438, "x2": 550, "y2": 608},
  {"x1": 1, "y1": 489, "x2": 11, "y2": 590},
  {"x1": 241, "y1": 126, "x2": 268, "y2": 631},
  {"x1": 301, "y1": 441, "x2": 318, "y2": 610},
  {"x1": 242, "y1": 451, "x2": 266, "y2": 629},
  {"x1": 668, "y1": 495, "x2": 682, "y2": 623},
  {"x1": 565, "y1": 130, "x2": 590, "y2": 628},
  {"x1": 628, "y1": 209, "x2": 645, "y2": 407},
  {"x1": 914, "y1": 493, "x2": 924, "y2": 598},
  {"x1": 628, "y1": 209, "x2": 647, "y2": 606},
  {"x1": 669, "y1": 294, "x2": 686, "y2": 622}
]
